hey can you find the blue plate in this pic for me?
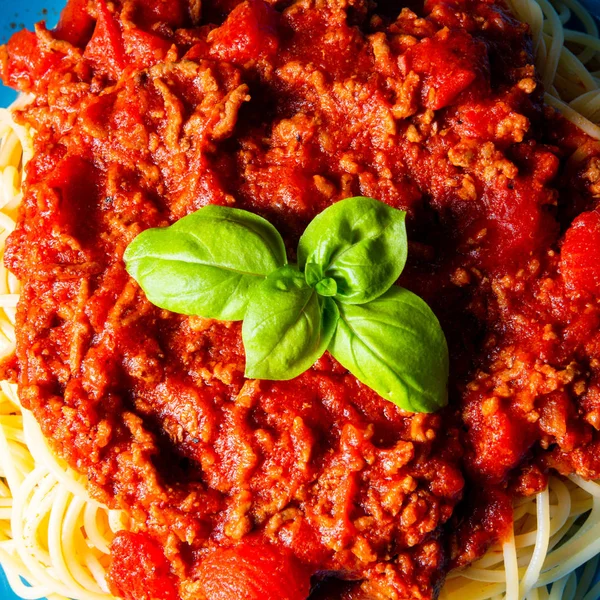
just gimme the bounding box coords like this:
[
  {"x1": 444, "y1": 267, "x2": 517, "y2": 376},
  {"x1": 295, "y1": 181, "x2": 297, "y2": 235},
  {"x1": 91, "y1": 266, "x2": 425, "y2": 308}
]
[
  {"x1": 581, "y1": 0, "x2": 600, "y2": 20},
  {"x1": 1, "y1": 1, "x2": 600, "y2": 600}
]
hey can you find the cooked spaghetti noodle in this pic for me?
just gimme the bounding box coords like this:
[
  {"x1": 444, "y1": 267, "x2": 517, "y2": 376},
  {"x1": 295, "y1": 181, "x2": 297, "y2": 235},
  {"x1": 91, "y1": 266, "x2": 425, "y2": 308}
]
[{"x1": 1, "y1": 0, "x2": 600, "y2": 599}]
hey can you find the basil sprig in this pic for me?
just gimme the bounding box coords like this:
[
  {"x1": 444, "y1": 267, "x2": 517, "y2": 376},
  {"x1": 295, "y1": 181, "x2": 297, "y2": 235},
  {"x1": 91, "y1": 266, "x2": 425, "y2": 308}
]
[{"x1": 124, "y1": 197, "x2": 449, "y2": 413}]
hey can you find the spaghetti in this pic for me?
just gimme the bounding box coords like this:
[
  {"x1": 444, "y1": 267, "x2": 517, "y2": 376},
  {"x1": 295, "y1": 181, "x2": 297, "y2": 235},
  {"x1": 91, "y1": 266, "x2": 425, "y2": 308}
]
[
  {"x1": 1, "y1": 0, "x2": 600, "y2": 599},
  {"x1": 507, "y1": 0, "x2": 600, "y2": 139}
]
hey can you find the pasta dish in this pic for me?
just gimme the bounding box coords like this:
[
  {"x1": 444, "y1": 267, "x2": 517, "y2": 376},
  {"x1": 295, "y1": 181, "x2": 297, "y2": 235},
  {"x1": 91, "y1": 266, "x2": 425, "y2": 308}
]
[{"x1": 1, "y1": 0, "x2": 600, "y2": 599}]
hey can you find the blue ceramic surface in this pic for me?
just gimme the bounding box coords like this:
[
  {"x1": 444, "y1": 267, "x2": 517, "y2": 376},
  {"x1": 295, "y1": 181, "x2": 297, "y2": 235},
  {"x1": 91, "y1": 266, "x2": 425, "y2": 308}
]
[
  {"x1": 581, "y1": 0, "x2": 600, "y2": 20},
  {"x1": 0, "y1": 1, "x2": 600, "y2": 599}
]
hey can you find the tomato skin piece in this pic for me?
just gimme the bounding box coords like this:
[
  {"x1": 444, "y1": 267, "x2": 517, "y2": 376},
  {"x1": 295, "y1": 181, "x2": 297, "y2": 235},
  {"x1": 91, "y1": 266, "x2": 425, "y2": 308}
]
[
  {"x1": 108, "y1": 531, "x2": 180, "y2": 600},
  {"x1": 83, "y1": 0, "x2": 126, "y2": 80},
  {"x1": 399, "y1": 29, "x2": 488, "y2": 110},
  {"x1": 197, "y1": 539, "x2": 312, "y2": 600},
  {"x1": 55, "y1": 0, "x2": 96, "y2": 47},
  {"x1": 561, "y1": 211, "x2": 600, "y2": 295},
  {"x1": 209, "y1": 0, "x2": 279, "y2": 64},
  {"x1": 184, "y1": 41, "x2": 211, "y2": 62}
]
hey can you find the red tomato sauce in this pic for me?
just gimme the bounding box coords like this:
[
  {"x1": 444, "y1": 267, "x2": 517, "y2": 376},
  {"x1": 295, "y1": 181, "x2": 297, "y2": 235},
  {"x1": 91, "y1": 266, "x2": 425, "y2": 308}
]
[{"x1": 2, "y1": 0, "x2": 600, "y2": 598}]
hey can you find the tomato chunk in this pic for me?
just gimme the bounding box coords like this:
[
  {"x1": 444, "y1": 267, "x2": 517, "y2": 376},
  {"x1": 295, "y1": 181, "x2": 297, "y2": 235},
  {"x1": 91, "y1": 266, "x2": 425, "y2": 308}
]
[
  {"x1": 196, "y1": 539, "x2": 311, "y2": 600},
  {"x1": 209, "y1": 0, "x2": 279, "y2": 64},
  {"x1": 400, "y1": 29, "x2": 488, "y2": 109},
  {"x1": 0, "y1": 30, "x2": 60, "y2": 92},
  {"x1": 108, "y1": 531, "x2": 179, "y2": 600},
  {"x1": 131, "y1": 0, "x2": 188, "y2": 28},
  {"x1": 83, "y1": 0, "x2": 125, "y2": 80},
  {"x1": 561, "y1": 210, "x2": 600, "y2": 295},
  {"x1": 55, "y1": 0, "x2": 96, "y2": 47}
]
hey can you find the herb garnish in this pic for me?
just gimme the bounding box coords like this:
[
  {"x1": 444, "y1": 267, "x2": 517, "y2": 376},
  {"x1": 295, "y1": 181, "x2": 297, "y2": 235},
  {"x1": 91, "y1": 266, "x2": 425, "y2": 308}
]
[{"x1": 124, "y1": 197, "x2": 449, "y2": 413}]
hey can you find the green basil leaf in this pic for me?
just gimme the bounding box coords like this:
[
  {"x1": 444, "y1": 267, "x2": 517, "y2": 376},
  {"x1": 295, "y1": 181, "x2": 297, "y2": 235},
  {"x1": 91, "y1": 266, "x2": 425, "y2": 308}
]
[
  {"x1": 297, "y1": 196, "x2": 407, "y2": 305},
  {"x1": 329, "y1": 286, "x2": 448, "y2": 413},
  {"x1": 124, "y1": 205, "x2": 287, "y2": 320},
  {"x1": 243, "y1": 265, "x2": 339, "y2": 380},
  {"x1": 305, "y1": 262, "x2": 323, "y2": 288},
  {"x1": 315, "y1": 277, "x2": 337, "y2": 297}
]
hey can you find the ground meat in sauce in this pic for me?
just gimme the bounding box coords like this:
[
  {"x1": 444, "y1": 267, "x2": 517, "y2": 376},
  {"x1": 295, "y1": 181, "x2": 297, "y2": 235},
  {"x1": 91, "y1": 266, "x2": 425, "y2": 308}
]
[{"x1": 2, "y1": 0, "x2": 600, "y2": 598}]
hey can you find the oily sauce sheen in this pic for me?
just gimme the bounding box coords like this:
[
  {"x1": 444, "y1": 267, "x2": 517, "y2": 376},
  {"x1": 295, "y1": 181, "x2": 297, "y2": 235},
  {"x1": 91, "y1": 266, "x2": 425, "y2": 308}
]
[{"x1": 1, "y1": 0, "x2": 600, "y2": 598}]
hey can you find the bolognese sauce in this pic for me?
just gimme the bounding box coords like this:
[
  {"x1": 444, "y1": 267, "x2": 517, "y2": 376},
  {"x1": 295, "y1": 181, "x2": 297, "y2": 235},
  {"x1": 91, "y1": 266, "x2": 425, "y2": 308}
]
[{"x1": 1, "y1": 0, "x2": 600, "y2": 598}]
